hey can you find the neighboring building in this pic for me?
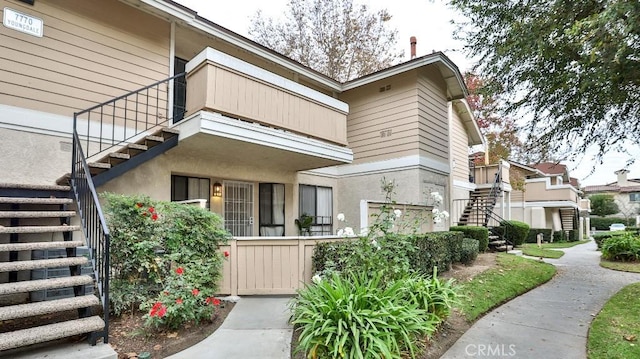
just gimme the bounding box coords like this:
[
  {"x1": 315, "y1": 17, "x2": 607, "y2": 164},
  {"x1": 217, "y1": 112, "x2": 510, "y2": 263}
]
[
  {"x1": 583, "y1": 169, "x2": 640, "y2": 222},
  {"x1": 456, "y1": 159, "x2": 591, "y2": 240}
]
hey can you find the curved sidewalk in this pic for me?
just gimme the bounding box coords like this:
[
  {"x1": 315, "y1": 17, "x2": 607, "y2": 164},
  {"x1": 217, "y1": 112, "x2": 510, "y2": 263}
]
[
  {"x1": 166, "y1": 296, "x2": 293, "y2": 359},
  {"x1": 442, "y1": 240, "x2": 640, "y2": 359}
]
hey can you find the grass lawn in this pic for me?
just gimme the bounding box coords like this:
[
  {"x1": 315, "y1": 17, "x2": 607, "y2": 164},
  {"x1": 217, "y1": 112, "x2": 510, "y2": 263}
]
[
  {"x1": 600, "y1": 259, "x2": 640, "y2": 273},
  {"x1": 520, "y1": 240, "x2": 590, "y2": 259},
  {"x1": 588, "y1": 283, "x2": 640, "y2": 359},
  {"x1": 456, "y1": 254, "x2": 556, "y2": 322}
]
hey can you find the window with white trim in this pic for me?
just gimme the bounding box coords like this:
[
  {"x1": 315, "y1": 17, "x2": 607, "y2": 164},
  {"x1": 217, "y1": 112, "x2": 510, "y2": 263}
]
[{"x1": 630, "y1": 193, "x2": 640, "y2": 202}]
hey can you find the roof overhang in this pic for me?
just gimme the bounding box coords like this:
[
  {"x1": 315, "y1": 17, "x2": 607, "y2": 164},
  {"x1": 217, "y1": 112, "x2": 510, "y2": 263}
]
[
  {"x1": 122, "y1": 0, "x2": 342, "y2": 92},
  {"x1": 452, "y1": 99, "x2": 484, "y2": 146},
  {"x1": 341, "y1": 52, "x2": 467, "y2": 100}
]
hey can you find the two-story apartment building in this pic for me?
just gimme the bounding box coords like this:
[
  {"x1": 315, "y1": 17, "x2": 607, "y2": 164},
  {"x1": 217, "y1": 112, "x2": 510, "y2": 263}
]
[{"x1": 0, "y1": 0, "x2": 482, "y2": 351}]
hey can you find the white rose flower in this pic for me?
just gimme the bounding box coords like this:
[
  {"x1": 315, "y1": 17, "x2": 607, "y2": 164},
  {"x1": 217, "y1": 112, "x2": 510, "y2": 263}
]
[
  {"x1": 344, "y1": 227, "x2": 355, "y2": 236},
  {"x1": 442, "y1": 210, "x2": 450, "y2": 219},
  {"x1": 337, "y1": 213, "x2": 345, "y2": 222},
  {"x1": 312, "y1": 274, "x2": 322, "y2": 284},
  {"x1": 337, "y1": 229, "x2": 344, "y2": 236},
  {"x1": 394, "y1": 209, "x2": 402, "y2": 218}
]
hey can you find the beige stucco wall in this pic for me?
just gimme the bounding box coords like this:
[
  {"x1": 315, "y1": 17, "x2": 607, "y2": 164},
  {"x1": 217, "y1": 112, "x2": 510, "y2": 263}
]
[
  {"x1": 0, "y1": 128, "x2": 72, "y2": 185},
  {"x1": 336, "y1": 168, "x2": 448, "y2": 233}
]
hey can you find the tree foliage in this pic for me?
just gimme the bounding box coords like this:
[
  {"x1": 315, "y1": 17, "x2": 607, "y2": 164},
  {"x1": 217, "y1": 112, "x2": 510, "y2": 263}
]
[
  {"x1": 248, "y1": 0, "x2": 403, "y2": 82},
  {"x1": 450, "y1": 0, "x2": 640, "y2": 163},
  {"x1": 465, "y1": 73, "x2": 522, "y2": 164},
  {"x1": 590, "y1": 194, "x2": 620, "y2": 217}
]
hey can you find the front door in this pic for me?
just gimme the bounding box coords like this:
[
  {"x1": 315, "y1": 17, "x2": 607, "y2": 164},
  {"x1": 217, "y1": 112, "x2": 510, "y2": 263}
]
[{"x1": 224, "y1": 181, "x2": 254, "y2": 236}]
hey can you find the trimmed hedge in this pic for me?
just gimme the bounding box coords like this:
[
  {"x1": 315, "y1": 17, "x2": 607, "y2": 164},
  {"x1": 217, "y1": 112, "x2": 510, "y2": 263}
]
[
  {"x1": 594, "y1": 231, "x2": 627, "y2": 249},
  {"x1": 601, "y1": 234, "x2": 640, "y2": 261},
  {"x1": 410, "y1": 232, "x2": 464, "y2": 274},
  {"x1": 590, "y1": 217, "x2": 636, "y2": 230},
  {"x1": 526, "y1": 228, "x2": 553, "y2": 243},
  {"x1": 501, "y1": 220, "x2": 530, "y2": 246},
  {"x1": 312, "y1": 231, "x2": 468, "y2": 277},
  {"x1": 450, "y1": 226, "x2": 489, "y2": 252},
  {"x1": 460, "y1": 238, "x2": 479, "y2": 265}
]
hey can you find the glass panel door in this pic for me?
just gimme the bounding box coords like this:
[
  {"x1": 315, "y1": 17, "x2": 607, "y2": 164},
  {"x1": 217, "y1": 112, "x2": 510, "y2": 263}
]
[{"x1": 224, "y1": 181, "x2": 254, "y2": 236}]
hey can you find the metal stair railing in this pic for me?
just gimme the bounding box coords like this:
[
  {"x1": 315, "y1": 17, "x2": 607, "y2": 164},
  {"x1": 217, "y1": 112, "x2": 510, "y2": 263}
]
[{"x1": 69, "y1": 73, "x2": 186, "y2": 344}]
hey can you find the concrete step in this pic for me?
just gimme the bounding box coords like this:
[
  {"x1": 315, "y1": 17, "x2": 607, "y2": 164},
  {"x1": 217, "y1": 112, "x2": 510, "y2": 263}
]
[
  {"x1": 0, "y1": 256, "x2": 88, "y2": 273},
  {"x1": 0, "y1": 295, "x2": 100, "y2": 321},
  {"x1": 495, "y1": 245, "x2": 514, "y2": 252},
  {"x1": 0, "y1": 183, "x2": 71, "y2": 192},
  {"x1": 0, "y1": 316, "x2": 104, "y2": 351},
  {"x1": 0, "y1": 197, "x2": 73, "y2": 205},
  {"x1": 489, "y1": 240, "x2": 506, "y2": 246},
  {"x1": 0, "y1": 211, "x2": 76, "y2": 218},
  {"x1": 0, "y1": 225, "x2": 80, "y2": 234},
  {"x1": 0, "y1": 240, "x2": 85, "y2": 252},
  {"x1": 145, "y1": 135, "x2": 165, "y2": 143},
  {"x1": 0, "y1": 275, "x2": 93, "y2": 295}
]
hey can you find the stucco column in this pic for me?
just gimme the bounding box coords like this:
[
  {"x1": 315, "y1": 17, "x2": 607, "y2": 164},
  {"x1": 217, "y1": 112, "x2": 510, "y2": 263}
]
[
  {"x1": 579, "y1": 217, "x2": 584, "y2": 241},
  {"x1": 586, "y1": 217, "x2": 591, "y2": 238}
]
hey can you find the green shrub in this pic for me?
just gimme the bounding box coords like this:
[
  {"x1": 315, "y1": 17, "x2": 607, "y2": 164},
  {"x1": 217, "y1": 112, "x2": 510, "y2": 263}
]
[
  {"x1": 626, "y1": 227, "x2": 640, "y2": 235},
  {"x1": 313, "y1": 235, "x2": 415, "y2": 281},
  {"x1": 594, "y1": 232, "x2": 626, "y2": 249},
  {"x1": 601, "y1": 234, "x2": 640, "y2": 261},
  {"x1": 450, "y1": 226, "x2": 489, "y2": 252},
  {"x1": 553, "y1": 230, "x2": 567, "y2": 242},
  {"x1": 290, "y1": 271, "x2": 457, "y2": 359},
  {"x1": 102, "y1": 193, "x2": 230, "y2": 328},
  {"x1": 460, "y1": 238, "x2": 479, "y2": 265},
  {"x1": 568, "y1": 229, "x2": 579, "y2": 242},
  {"x1": 526, "y1": 228, "x2": 553, "y2": 243},
  {"x1": 447, "y1": 233, "x2": 464, "y2": 263},
  {"x1": 590, "y1": 217, "x2": 636, "y2": 230},
  {"x1": 501, "y1": 220, "x2": 530, "y2": 246},
  {"x1": 410, "y1": 232, "x2": 462, "y2": 274}
]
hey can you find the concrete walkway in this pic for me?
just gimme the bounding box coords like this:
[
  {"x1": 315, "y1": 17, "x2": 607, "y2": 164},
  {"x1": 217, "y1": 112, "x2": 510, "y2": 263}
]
[
  {"x1": 166, "y1": 296, "x2": 293, "y2": 359},
  {"x1": 442, "y1": 239, "x2": 640, "y2": 359}
]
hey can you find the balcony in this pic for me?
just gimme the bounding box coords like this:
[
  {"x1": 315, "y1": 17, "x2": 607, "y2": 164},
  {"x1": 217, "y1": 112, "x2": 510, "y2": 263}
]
[
  {"x1": 525, "y1": 179, "x2": 580, "y2": 203},
  {"x1": 173, "y1": 47, "x2": 352, "y2": 172}
]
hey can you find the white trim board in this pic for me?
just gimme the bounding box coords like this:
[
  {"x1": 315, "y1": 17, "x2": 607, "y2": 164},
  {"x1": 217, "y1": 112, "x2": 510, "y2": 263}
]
[
  {"x1": 303, "y1": 155, "x2": 450, "y2": 179},
  {"x1": 453, "y1": 179, "x2": 477, "y2": 191},
  {"x1": 508, "y1": 201, "x2": 579, "y2": 209},
  {"x1": 176, "y1": 111, "x2": 354, "y2": 163}
]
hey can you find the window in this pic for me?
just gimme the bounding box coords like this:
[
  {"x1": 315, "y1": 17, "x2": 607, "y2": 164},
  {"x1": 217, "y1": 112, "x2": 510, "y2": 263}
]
[
  {"x1": 172, "y1": 57, "x2": 187, "y2": 123},
  {"x1": 171, "y1": 175, "x2": 210, "y2": 209},
  {"x1": 259, "y1": 183, "x2": 285, "y2": 236},
  {"x1": 299, "y1": 185, "x2": 333, "y2": 235},
  {"x1": 630, "y1": 193, "x2": 640, "y2": 202}
]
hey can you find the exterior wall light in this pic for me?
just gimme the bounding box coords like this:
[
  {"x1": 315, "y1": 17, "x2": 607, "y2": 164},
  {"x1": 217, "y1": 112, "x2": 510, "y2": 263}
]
[{"x1": 213, "y1": 182, "x2": 223, "y2": 197}]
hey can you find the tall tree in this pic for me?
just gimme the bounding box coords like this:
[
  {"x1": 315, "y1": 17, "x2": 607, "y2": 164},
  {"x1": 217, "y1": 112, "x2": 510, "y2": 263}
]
[
  {"x1": 248, "y1": 0, "x2": 403, "y2": 82},
  {"x1": 590, "y1": 194, "x2": 620, "y2": 217},
  {"x1": 465, "y1": 73, "x2": 522, "y2": 164},
  {"x1": 450, "y1": 0, "x2": 640, "y2": 163}
]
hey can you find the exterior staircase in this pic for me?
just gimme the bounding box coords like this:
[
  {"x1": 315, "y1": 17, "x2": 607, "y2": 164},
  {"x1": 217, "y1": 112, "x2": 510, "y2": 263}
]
[
  {"x1": 457, "y1": 172, "x2": 514, "y2": 252},
  {"x1": 57, "y1": 127, "x2": 179, "y2": 187},
  {"x1": 0, "y1": 183, "x2": 107, "y2": 354},
  {"x1": 560, "y1": 208, "x2": 577, "y2": 231}
]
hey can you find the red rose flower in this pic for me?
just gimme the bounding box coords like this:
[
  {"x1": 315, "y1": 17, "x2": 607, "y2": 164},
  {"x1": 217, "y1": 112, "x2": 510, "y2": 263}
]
[
  {"x1": 152, "y1": 213, "x2": 158, "y2": 221},
  {"x1": 224, "y1": 251, "x2": 230, "y2": 257},
  {"x1": 192, "y1": 288, "x2": 199, "y2": 296},
  {"x1": 157, "y1": 306, "x2": 167, "y2": 318},
  {"x1": 148, "y1": 207, "x2": 155, "y2": 213},
  {"x1": 136, "y1": 203, "x2": 143, "y2": 208},
  {"x1": 176, "y1": 267, "x2": 184, "y2": 275},
  {"x1": 176, "y1": 298, "x2": 183, "y2": 304},
  {"x1": 213, "y1": 298, "x2": 221, "y2": 306}
]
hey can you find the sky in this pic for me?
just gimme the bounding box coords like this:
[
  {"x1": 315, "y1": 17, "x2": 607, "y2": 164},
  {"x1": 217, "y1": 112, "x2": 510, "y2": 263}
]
[{"x1": 173, "y1": 0, "x2": 640, "y2": 186}]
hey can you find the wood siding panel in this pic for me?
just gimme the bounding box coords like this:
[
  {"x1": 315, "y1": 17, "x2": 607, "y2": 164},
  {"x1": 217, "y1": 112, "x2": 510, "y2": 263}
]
[
  {"x1": 0, "y1": 0, "x2": 170, "y2": 117},
  {"x1": 340, "y1": 71, "x2": 419, "y2": 163},
  {"x1": 451, "y1": 108, "x2": 470, "y2": 182},
  {"x1": 417, "y1": 68, "x2": 449, "y2": 163},
  {"x1": 187, "y1": 61, "x2": 347, "y2": 145}
]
